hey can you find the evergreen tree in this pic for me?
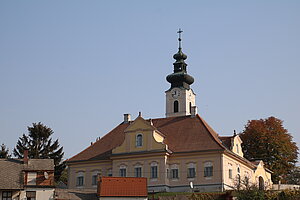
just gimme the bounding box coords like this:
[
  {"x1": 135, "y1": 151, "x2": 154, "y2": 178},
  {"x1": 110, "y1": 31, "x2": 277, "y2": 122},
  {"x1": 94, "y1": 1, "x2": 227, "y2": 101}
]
[
  {"x1": 13, "y1": 122, "x2": 65, "y2": 181},
  {"x1": 0, "y1": 143, "x2": 10, "y2": 158},
  {"x1": 240, "y1": 116, "x2": 298, "y2": 183}
]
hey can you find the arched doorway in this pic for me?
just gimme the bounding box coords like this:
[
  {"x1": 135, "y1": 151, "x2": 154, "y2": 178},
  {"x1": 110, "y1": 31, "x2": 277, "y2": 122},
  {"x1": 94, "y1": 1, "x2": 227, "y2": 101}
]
[{"x1": 259, "y1": 176, "x2": 264, "y2": 190}]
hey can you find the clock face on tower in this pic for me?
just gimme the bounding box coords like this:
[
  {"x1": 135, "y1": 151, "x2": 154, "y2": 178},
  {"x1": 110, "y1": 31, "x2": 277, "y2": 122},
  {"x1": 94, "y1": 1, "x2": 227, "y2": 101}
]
[{"x1": 171, "y1": 88, "x2": 181, "y2": 99}]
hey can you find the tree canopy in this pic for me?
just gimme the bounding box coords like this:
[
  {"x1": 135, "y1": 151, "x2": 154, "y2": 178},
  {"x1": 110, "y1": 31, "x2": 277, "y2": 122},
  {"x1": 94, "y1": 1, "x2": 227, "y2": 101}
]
[
  {"x1": 0, "y1": 143, "x2": 10, "y2": 158},
  {"x1": 240, "y1": 116, "x2": 298, "y2": 183},
  {"x1": 13, "y1": 122, "x2": 65, "y2": 181}
]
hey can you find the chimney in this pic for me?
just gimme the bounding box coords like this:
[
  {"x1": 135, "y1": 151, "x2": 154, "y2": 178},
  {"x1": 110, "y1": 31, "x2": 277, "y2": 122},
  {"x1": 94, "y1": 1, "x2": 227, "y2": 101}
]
[
  {"x1": 191, "y1": 106, "x2": 198, "y2": 117},
  {"x1": 123, "y1": 114, "x2": 131, "y2": 123},
  {"x1": 23, "y1": 149, "x2": 29, "y2": 164}
]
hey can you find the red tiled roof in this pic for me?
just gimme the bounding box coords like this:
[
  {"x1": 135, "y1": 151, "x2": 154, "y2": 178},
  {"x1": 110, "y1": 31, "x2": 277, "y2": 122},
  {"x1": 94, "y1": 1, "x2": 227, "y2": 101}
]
[
  {"x1": 151, "y1": 115, "x2": 225, "y2": 152},
  {"x1": 68, "y1": 123, "x2": 129, "y2": 162},
  {"x1": 98, "y1": 177, "x2": 147, "y2": 197},
  {"x1": 68, "y1": 114, "x2": 226, "y2": 162},
  {"x1": 219, "y1": 136, "x2": 234, "y2": 150}
]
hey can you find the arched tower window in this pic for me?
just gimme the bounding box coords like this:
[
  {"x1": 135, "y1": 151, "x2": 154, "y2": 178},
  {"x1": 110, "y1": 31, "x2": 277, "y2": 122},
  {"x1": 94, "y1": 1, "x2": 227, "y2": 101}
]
[
  {"x1": 189, "y1": 102, "x2": 192, "y2": 113},
  {"x1": 174, "y1": 100, "x2": 179, "y2": 113},
  {"x1": 136, "y1": 134, "x2": 143, "y2": 147}
]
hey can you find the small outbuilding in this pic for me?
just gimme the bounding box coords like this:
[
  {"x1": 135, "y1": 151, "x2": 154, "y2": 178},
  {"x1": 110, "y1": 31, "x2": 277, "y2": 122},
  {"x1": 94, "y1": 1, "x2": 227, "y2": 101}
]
[{"x1": 97, "y1": 177, "x2": 148, "y2": 200}]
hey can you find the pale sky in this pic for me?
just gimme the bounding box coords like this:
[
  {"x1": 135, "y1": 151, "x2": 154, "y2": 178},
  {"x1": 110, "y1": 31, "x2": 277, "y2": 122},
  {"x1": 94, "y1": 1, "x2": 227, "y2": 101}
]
[{"x1": 0, "y1": 1, "x2": 299, "y2": 160}]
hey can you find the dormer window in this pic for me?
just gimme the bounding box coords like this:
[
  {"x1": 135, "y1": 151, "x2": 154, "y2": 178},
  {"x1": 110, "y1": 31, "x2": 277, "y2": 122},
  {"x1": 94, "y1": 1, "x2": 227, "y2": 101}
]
[
  {"x1": 27, "y1": 172, "x2": 37, "y2": 185},
  {"x1": 136, "y1": 134, "x2": 143, "y2": 147}
]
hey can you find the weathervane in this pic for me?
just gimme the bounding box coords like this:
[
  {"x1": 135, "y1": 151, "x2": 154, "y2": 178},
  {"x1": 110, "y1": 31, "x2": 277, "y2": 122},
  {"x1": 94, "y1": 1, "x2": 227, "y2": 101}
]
[{"x1": 177, "y1": 28, "x2": 183, "y2": 49}]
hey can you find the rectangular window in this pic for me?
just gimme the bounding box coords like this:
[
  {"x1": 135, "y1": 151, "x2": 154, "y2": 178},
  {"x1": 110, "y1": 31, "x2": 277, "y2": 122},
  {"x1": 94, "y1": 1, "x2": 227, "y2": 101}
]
[
  {"x1": 92, "y1": 175, "x2": 98, "y2": 185},
  {"x1": 171, "y1": 169, "x2": 179, "y2": 179},
  {"x1": 76, "y1": 176, "x2": 84, "y2": 186},
  {"x1": 120, "y1": 168, "x2": 126, "y2": 177},
  {"x1": 107, "y1": 169, "x2": 112, "y2": 177},
  {"x1": 27, "y1": 172, "x2": 37, "y2": 185},
  {"x1": 187, "y1": 167, "x2": 196, "y2": 178},
  {"x1": 2, "y1": 191, "x2": 12, "y2": 200},
  {"x1": 166, "y1": 168, "x2": 169, "y2": 178},
  {"x1": 204, "y1": 166, "x2": 213, "y2": 177},
  {"x1": 26, "y1": 191, "x2": 36, "y2": 200},
  {"x1": 150, "y1": 166, "x2": 158, "y2": 178},
  {"x1": 229, "y1": 169, "x2": 233, "y2": 179},
  {"x1": 135, "y1": 167, "x2": 142, "y2": 177}
]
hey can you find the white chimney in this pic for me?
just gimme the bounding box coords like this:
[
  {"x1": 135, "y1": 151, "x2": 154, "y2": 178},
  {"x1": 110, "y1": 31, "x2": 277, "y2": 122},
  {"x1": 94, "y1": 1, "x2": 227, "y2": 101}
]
[
  {"x1": 191, "y1": 106, "x2": 197, "y2": 117},
  {"x1": 123, "y1": 114, "x2": 131, "y2": 123}
]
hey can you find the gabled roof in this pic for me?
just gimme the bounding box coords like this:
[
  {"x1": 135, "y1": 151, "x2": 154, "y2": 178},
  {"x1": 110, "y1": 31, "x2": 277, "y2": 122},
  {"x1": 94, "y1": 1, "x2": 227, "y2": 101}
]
[
  {"x1": 0, "y1": 158, "x2": 54, "y2": 189},
  {"x1": 98, "y1": 177, "x2": 147, "y2": 197},
  {"x1": 68, "y1": 114, "x2": 227, "y2": 162}
]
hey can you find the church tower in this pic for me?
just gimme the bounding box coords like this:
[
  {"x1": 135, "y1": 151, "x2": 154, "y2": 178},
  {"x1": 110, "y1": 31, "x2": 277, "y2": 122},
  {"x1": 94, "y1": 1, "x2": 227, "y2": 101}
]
[{"x1": 166, "y1": 29, "x2": 196, "y2": 118}]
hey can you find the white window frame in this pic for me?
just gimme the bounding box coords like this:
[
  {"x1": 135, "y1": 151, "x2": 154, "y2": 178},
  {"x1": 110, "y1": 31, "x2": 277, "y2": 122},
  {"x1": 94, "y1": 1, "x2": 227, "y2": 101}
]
[
  {"x1": 134, "y1": 166, "x2": 142, "y2": 177},
  {"x1": 171, "y1": 164, "x2": 179, "y2": 180},
  {"x1": 204, "y1": 161, "x2": 213, "y2": 178},
  {"x1": 150, "y1": 162, "x2": 158, "y2": 179},
  {"x1": 119, "y1": 165, "x2": 127, "y2": 177},
  {"x1": 187, "y1": 163, "x2": 196, "y2": 179},
  {"x1": 27, "y1": 172, "x2": 37, "y2": 185},
  {"x1": 91, "y1": 170, "x2": 100, "y2": 186},
  {"x1": 76, "y1": 171, "x2": 85, "y2": 187}
]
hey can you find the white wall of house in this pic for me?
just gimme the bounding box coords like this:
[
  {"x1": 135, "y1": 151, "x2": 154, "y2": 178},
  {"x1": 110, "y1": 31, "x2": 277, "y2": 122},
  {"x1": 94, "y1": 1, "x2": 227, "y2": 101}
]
[{"x1": 18, "y1": 188, "x2": 54, "y2": 200}]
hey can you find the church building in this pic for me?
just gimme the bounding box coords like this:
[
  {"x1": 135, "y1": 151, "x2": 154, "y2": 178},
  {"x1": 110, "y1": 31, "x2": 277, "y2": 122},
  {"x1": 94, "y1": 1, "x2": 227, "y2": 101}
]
[{"x1": 67, "y1": 31, "x2": 272, "y2": 192}]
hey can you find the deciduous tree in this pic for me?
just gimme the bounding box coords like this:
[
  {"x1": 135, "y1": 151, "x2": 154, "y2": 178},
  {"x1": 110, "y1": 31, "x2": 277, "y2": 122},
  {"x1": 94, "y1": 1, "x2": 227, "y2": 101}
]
[
  {"x1": 13, "y1": 122, "x2": 65, "y2": 181},
  {"x1": 240, "y1": 116, "x2": 298, "y2": 183}
]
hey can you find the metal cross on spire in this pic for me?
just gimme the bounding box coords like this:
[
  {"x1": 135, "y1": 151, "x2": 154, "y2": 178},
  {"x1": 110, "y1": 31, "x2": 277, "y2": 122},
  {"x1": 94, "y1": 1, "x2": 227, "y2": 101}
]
[{"x1": 177, "y1": 28, "x2": 183, "y2": 49}]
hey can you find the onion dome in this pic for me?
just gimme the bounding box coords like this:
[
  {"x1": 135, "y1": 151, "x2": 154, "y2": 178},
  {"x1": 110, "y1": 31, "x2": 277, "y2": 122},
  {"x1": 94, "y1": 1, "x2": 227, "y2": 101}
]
[{"x1": 166, "y1": 29, "x2": 194, "y2": 90}]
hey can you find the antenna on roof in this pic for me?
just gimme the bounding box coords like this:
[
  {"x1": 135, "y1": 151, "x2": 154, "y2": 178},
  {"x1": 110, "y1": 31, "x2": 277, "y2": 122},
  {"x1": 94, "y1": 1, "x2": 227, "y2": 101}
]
[{"x1": 44, "y1": 172, "x2": 49, "y2": 179}]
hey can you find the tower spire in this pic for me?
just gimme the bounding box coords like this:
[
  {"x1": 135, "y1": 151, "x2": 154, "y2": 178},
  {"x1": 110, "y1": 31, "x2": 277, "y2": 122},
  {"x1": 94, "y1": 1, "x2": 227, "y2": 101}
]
[
  {"x1": 166, "y1": 29, "x2": 194, "y2": 90},
  {"x1": 177, "y1": 28, "x2": 183, "y2": 49}
]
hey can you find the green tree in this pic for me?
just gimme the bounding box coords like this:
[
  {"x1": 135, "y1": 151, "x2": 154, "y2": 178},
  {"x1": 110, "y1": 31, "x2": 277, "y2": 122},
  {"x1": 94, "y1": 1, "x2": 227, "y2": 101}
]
[
  {"x1": 13, "y1": 122, "x2": 65, "y2": 182},
  {"x1": 240, "y1": 116, "x2": 298, "y2": 183},
  {"x1": 0, "y1": 143, "x2": 10, "y2": 158},
  {"x1": 286, "y1": 166, "x2": 300, "y2": 185}
]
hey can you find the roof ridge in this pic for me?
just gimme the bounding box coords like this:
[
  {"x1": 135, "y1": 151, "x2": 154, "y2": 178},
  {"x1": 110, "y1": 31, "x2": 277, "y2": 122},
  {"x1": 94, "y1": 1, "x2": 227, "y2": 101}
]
[
  {"x1": 196, "y1": 114, "x2": 226, "y2": 150},
  {"x1": 67, "y1": 122, "x2": 127, "y2": 162}
]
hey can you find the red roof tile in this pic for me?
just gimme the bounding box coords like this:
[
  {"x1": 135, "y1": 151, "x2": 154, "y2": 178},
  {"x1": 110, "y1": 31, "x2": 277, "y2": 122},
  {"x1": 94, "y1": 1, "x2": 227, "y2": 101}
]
[
  {"x1": 219, "y1": 136, "x2": 234, "y2": 150},
  {"x1": 98, "y1": 177, "x2": 147, "y2": 197},
  {"x1": 68, "y1": 115, "x2": 226, "y2": 162},
  {"x1": 68, "y1": 123, "x2": 129, "y2": 162}
]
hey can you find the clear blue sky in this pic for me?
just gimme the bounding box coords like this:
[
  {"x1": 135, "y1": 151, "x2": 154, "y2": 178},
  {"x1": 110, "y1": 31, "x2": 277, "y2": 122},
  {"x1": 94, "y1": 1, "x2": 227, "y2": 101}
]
[{"x1": 1, "y1": 1, "x2": 299, "y2": 160}]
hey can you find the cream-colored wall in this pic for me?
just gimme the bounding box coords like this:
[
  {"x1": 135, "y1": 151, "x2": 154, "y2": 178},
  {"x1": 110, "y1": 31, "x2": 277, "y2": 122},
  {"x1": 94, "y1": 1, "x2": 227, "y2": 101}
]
[
  {"x1": 113, "y1": 117, "x2": 166, "y2": 154},
  {"x1": 112, "y1": 152, "x2": 223, "y2": 189},
  {"x1": 166, "y1": 153, "x2": 222, "y2": 188},
  {"x1": 112, "y1": 155, "x2": 167, "y2": 187},
  {"x1": 222, "y1": 154, "x2": 253, "y2": 189},
  {"x1": 253, "y1": 161, "x2": 273, "y2": 189},
  {"x1": 68, "y1": 161, "x2": 112, "y2": 190},
  {"x1": 222, "y1": 155, "x2": 273, "y2": 190},
  {"x1": 231, "y1": 136, "x2": 244, "y2": 157},
  {"x1": 166, "y1": 88, "x2": 196, "y2": 118}
]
